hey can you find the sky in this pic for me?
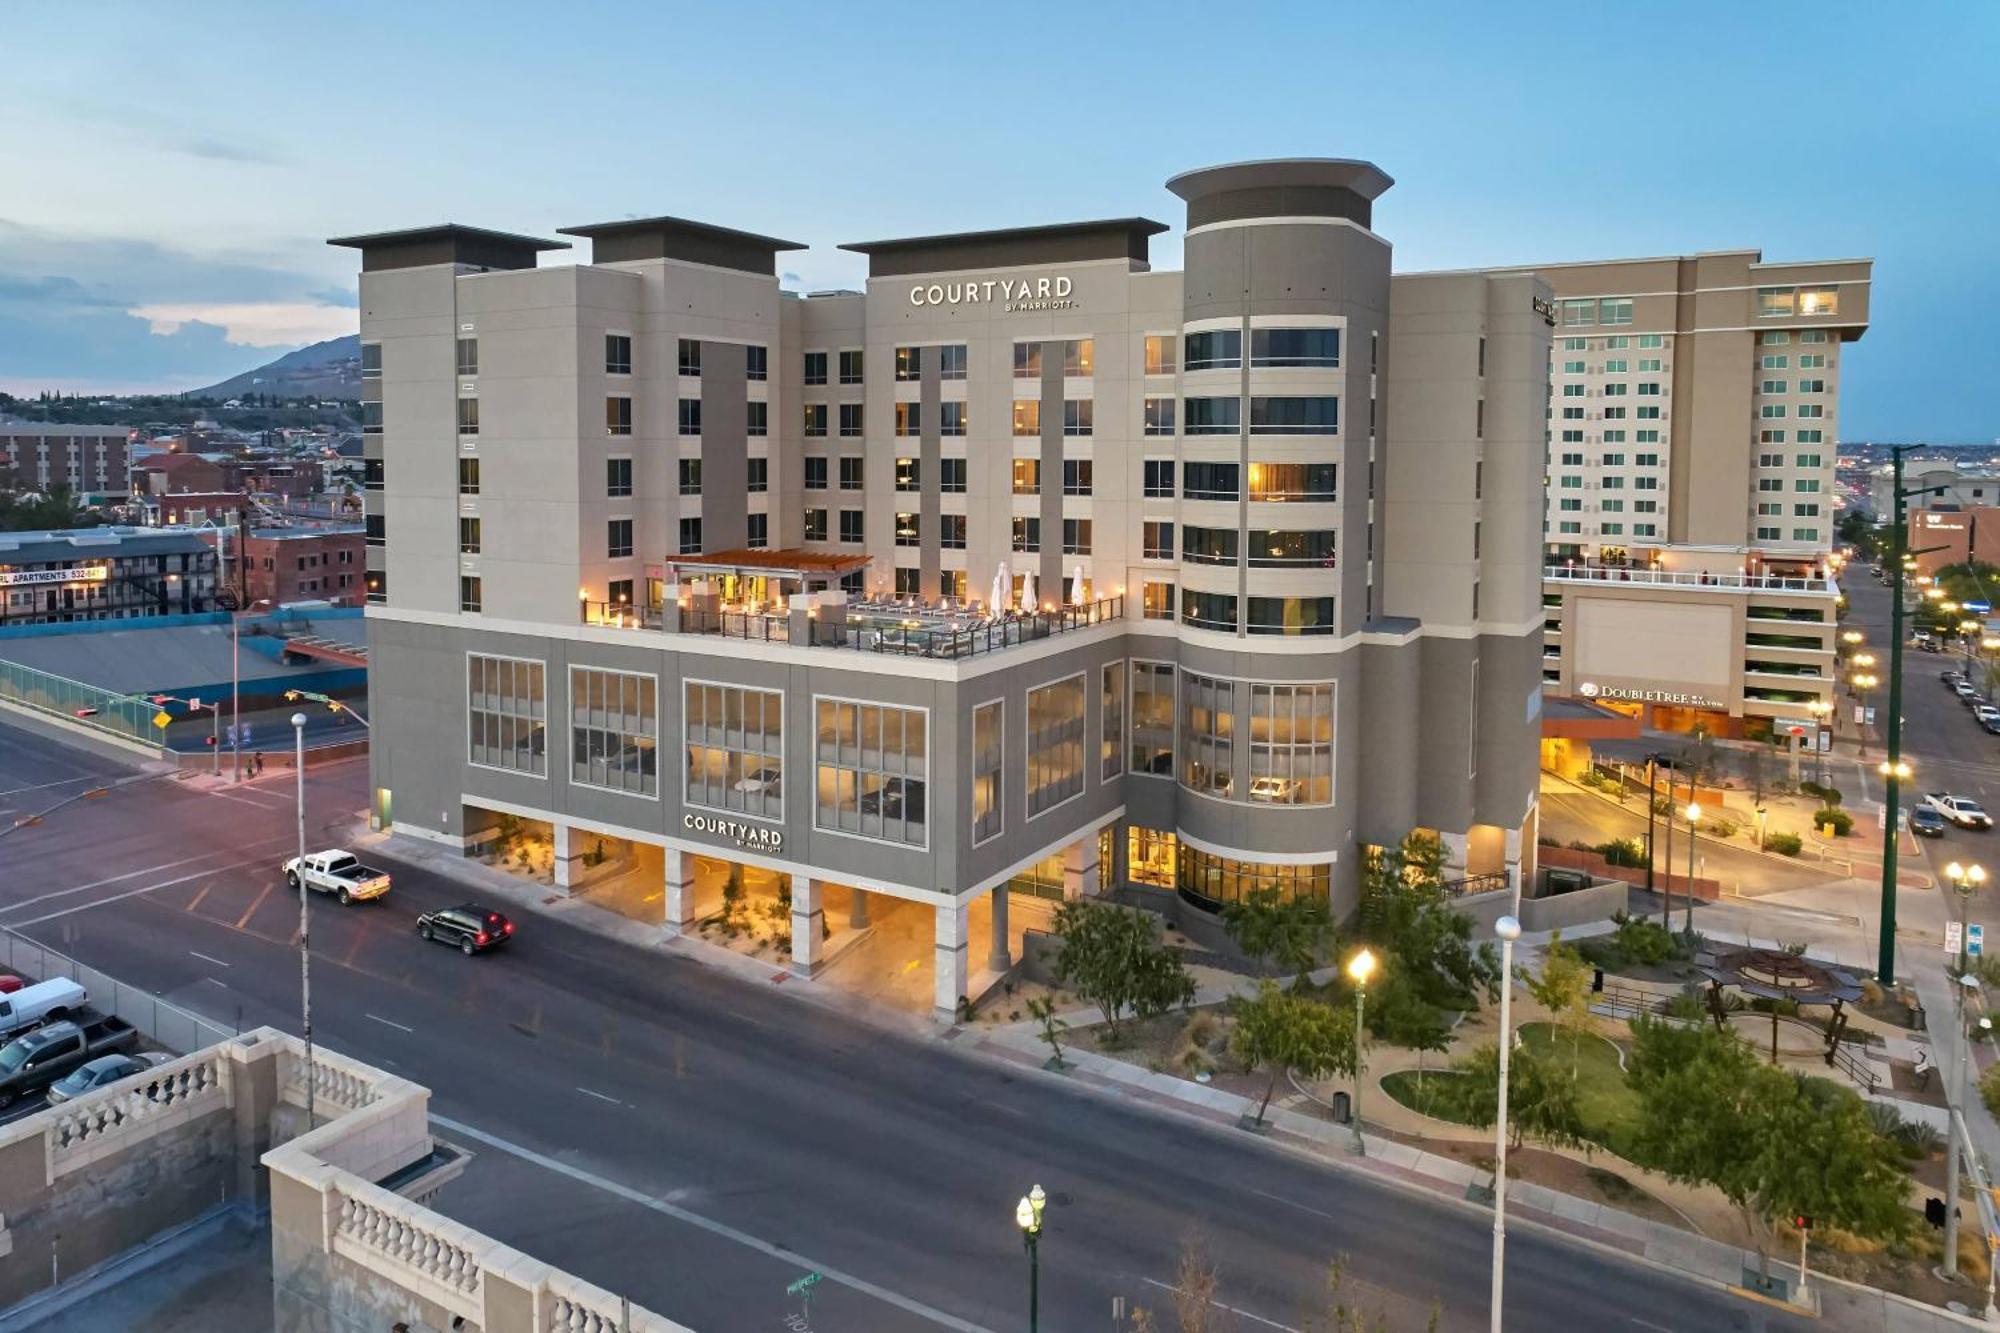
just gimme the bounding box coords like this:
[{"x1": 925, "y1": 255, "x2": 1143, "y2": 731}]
[{"x1": 0, "y1": 1, "x2": 1994, "y2": 439}]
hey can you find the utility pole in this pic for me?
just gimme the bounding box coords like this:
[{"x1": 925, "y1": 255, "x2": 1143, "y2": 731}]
[
  {"x1": 1881, "y1": 443, "x2": 1947, "y2": 985},
  {"x1": 1643, "y1": 757, "x2": 1657, "y2": 896}
]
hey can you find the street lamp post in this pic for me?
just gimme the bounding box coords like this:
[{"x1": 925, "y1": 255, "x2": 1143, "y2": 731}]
[
  {"x1": 1947, "y1": 863, "x2": 1986, "y2": 973},
  {"x1": 1348, "y1": 948, "x2": 1377, "y2": 1156},
  {"x1": 1944, "y1": 976, "x2": 1988, "y2": 1281},
  {"x1": 1015, "y1": 1184, "x2": 1045, "y2": 1333},
  {"x1": 1683, "y1": 802, "x2": 1701, "y2": 935},
  {"x1": 1489, "y1": 915, "x2": 1521, "y2": 1333},
  {"x1": 292, "y1": 711, "x2": 314, "y2": 1126}
]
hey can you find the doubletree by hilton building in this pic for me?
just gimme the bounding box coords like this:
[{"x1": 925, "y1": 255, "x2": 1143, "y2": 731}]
[{"x1": 336, "y1": 158, "x2": 1551, "y2": 1017}]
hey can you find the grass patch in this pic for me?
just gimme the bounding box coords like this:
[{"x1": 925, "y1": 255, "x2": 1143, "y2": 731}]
[
  {"x1": 1380, "y1": 1069, "x2": 1481, "y2": 1125},
  {"x1": 1380, "y1": 1022, "x2": 1644, "y2": 1159}
]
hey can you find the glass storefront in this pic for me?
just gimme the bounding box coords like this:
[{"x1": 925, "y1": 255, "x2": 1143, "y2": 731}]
[{"x1": 1175, "y1": 845, "x2": 1330, "y2": 911}]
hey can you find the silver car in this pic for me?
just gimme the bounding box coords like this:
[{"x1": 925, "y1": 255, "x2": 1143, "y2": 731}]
[{"x1": 44, "y1": 1053, "x2": 147, "y2": 1105}]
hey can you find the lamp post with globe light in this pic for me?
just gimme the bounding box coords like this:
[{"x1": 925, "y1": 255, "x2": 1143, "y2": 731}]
[
  {"x1": 1015, "y1": 1184, "x2": 1046, "y2": 1333},
  {"x1": 1683, "y1": 802, "x2": 1701, "y2": 934},
  {"x1": 1946, "y1": 862, "x2": 1986, "y2": 973},
  {"x1": 1347, "y1": 948, "x2": 1376, "y2": 1155},
  {"x1": 1489, "y1": 915, "x2": 1522, "y2": 1333}
]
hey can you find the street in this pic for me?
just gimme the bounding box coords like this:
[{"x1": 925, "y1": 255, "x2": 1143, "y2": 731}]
[{"x1": 0, "y1": 715, "x2": 1817, "y2": 1332}]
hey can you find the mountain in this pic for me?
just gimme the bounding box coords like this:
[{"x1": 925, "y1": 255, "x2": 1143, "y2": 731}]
[{"x1": 192, "y1": 334, "x2": 361, "y2": 400}]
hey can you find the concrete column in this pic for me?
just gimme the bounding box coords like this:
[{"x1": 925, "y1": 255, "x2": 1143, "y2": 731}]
[
  {"x1": 1062, "y1": 836, "x2": 1101, "y2": 901},
  {"x1": 1503, "y1": 826, "x2": 1524, "y2": 903},
  {"x1": 935, "y1": 901, "x2": 970, "y2": 1020},
  {"x1": 987, "y1": 886, "x2": 1013, "y2": 972},
  {"x1": 1438, "y1": 830, "x2": 1470, "y2": 882},
  {"x1": 552, "y1": 822, "x2": 579, "y2": 891},
  {"x1": 849, "y1": 886, "x2": 871, "y2": 929},
  {"x1": 664, "y1": 850, "x2": 697, "y2": 933},
  {"x1": 791, "y1": 877, "x2": 825, "y2": 976}
]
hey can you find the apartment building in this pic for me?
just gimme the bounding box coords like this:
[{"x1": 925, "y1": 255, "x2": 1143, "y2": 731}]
[
  {"x1": 1508, "y1": 252, "x2": 1873, "y2": 739},
  {"x1": 0, "y1": 527, "x2": 219, "y2": 627},
  {"x1": 0, "y1": 425, "x2": 132, "y2": 502},
  {"x1": 335, "y1": 157, "x2": 1551, "y2": 1018}
]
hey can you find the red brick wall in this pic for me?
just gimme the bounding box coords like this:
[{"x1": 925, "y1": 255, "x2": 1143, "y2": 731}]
[{"x1": 1537, "y1": 844, "x2": 1721, "y2": 902}]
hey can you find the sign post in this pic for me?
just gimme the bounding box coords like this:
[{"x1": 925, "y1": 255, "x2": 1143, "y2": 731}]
[
  {"x1": 1971, "y1": 924, "x2": 1985, "y2": 959},
  {"x1": 1948, "y1": 921, "x2": 1964, "y2": 956}
]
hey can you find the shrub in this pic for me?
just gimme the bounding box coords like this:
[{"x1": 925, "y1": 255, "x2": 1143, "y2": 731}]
[
  {"x1": 1763, "y1": 830, "x2": 1804, "y2": 856},
  {"x1": 1609, "y1": 911, "x2": 1677, "y2": 966},
  {"x1": 1817, "y1": 807, "x2": 1854, "y2": 837},
  {"x1": 1801, "y1": 780, "x2": 1844, "y2": 807},
  {"x1": 1701, "y1": 817, "x2": 1739, "y2": 839},
  {"x1": 1982, "y1": 1062, "x2": 2000, "y2": 1119},
  {"x1": 1896, "y1": 1119, "x2": 1945, "y2": 1157},
  {"x1": 1595, "y1": 838, "x2": 1649, "y2": 869}
]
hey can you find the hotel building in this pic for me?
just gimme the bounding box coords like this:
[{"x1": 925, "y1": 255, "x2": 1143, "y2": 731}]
[
  {"x1": 337, "y1": 158, "x2": 1551, "y2": 1018},
  {"x1": 1511, "y1": 253, "x2": 1873, "y2": 739},
  {"x1": 0, "y1": 425, "x2": 133, "y2": 503}
]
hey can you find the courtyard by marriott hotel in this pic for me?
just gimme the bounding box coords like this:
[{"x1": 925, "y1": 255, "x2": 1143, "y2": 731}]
[{"x1": 338, "y1": 157, "x2": 1554, "y2": 1018}]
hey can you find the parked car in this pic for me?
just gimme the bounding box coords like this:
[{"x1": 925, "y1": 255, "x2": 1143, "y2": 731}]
[
  {"x1": 1911, "y1": 806, "x2": 1950, "y2": 838},
  {"x1": 1944, "y1": 670, "x2": 1967, "y2": 687},
  {"x1": 283, "y1": 850, "x2": 391, "y2": 904},
  {"x1": 1983, "y1": 715, "x2": 2000, "y2": 736},
  {"x1": 732, "y1": 766, "x2": 783, "y2": 796},
  {"x1": 1923, "y1": 792, "x2": 1994, "y2": 830},
  {"x1": 417, "y1": 904, "x2": 514, "y2": 955},
  {"x1": 0, "y1": 1018, "x2": 139, "y2": 1108},
  {"x1": 1974, "y1": 704, "x2": 2000, "y2": 726},
  {"x1": 0, "y1": 977, "x2": 87, "y2": 1042},
  {"x1": 44, "y1": 1052, "x2": 152, "y2": 1105},
  {"x1": 0, "y1": 975, "x2": 23, "y2": 995},
  {"x1": 1956, "y1": 681, "x2": 1981, "y2": 702}
]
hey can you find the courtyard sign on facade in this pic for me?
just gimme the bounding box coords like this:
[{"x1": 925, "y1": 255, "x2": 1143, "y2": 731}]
[
  {"x1": 1577, "y1": 680, "x2": 1726, "y2": 711},
  {"x1": 683, "y1": 811, "x2": 783, "y2": 853},
  {"x1": 908, "y1": 275, "x2": 1076, "y2": 313}
]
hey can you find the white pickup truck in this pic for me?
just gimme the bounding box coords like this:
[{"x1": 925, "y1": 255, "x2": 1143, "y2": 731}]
[
  {"x1": 1922, "y1": 792, "x2": 1994, "y2": 830},
  {"x1": 283, "y1": 850, "x2": 392, "y2": 903}
]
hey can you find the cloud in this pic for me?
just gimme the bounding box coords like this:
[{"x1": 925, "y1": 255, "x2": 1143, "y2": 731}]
[
  {"x1": 131, "y1": 301, "x2": 355, "y2": 348},
  {"x1": 0, "y1": 274, "x2": 121, "y2": 307},
  {"x1": 178, "y1": 136, "x2": 286, "y2": 166},
  {"x1": 310, "y1": 286, "x2": 359, "y2": 309}
]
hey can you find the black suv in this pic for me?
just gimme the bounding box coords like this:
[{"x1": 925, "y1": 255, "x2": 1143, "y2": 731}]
[{"x1": 416, "y1": 903, "x2": 514, "y2": 955}]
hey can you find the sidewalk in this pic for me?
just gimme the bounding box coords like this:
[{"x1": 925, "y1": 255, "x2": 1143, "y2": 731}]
[
  {"x1": 360, "y1": 822, "x2": 1987, "y2": 1329},
  {"x1": 958, "y1": 1011, "x2": 1983, "y2": 1331}
]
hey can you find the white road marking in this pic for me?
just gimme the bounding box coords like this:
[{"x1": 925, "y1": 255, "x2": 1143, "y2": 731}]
[
  {"x1": 0, "y1": 773, "x2": 108, "y2": 798},
  {"x1": 431, "y1": 1113, "x2": 992, "y2": 1332},
  {"x1": 1248, "y1": 1186, "x2": 1342, "y2": 1222},
  {"x1": 366, "y1": 1013, "x2": 414, "y2": 1034},
  {"x1": 3, "y1": 851, "x2": 287, "y2": 928},
  {"x1": 188, "y1": 950, "x2": 231, "y2": 968},
  {"x1": 575, "y1": 1086, "x2": 621, "y2": 1104},
  {"x1": 1140, "y1": 1277, "x2": 1299, "y2": 1332},
  {"x1": 1630, "y1": 1320, "x2": 1676, "y2": 1332},
  {"x1": 0, "y1": 850, "x2": 234, "y2": 915}
]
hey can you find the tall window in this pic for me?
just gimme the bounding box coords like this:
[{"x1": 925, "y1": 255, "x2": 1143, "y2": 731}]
[
  {"x1": 1026, "y1": 675, "x2": 1086, "y2": 817},
  {"x1": 746, "y1": 401, "x2": 768, "y2": 437},
  {"x1": 1131, "y1": 662, "x2": 1174, "y2": 775},
  {"x1": 685, "y1": 682, "x2": 783, "y2": 818},
  {"x1": 839, "y1": 456, "x2": 864, "y2": 490},
  {"x1": 468, "y1": 655, "x2": 545, "y2": 775},
  {"x1": 1063, "y1": 400, "x2": 1094, "y2": 436},
  {"x1": 838, "y1": 349, "x2": 864, "y2": 384},
  {"x1": 1062, "y1": 518, "x2": 1092, "y2": 555},
  {"x1": 607, "y1": 519, "x2": 633, "y2": 559},
  {"x1": 678, "y1": 458, "x2": 702, "y2": 495},
  {"x1": 972, "y1": 700, "x2": 1003, "y2": 844},
  {"x1": 747, "y1": 457, "x2": 768, "y2": 492},
  {"x1": 1185, "y1": 330, "x2": 1242, "y2": 371},
  {"x1": 1180, "y1": 672, "x2": 1235, "y2": 798},
  {"x1": 360, "y1": 343, "x2": 381, "y2": 379},
  {"x1": 1013, "y1": 343, "x2": 1042, "y2": 379},
  {"x1": 604, "y1": 459, "x2": 631, "y2": 497},
  {"x1": 1012, "y1": 459, "x2": 1040, "y2": 495},
  {"x1": 895, "y1": 457, "x2": 919, "y2": 491},
  {"x1": 1101, "y1": 661, "x2": 1125, "y2": 780},
  {"x1": 607, "y1": 396, "x2": 633, "y2": 436},
  {"x1": 457, "y1": 457, "x2": 479, "y2": 494},
  {"x1": 678, "y1": 399, "x2": 701, "y2": 436},
  {"x1": 1249, "y1": 397, "x2": 1338, "y2": 435},
  {"x1": 1143, "y1": 334, "x2": 1175, "y2": 376},
  {"x1": 1011, "y1": 517, "x2": 1040, "y2": 553},
  {"x1": 838, "y1": 403, "x2": 864, "y2": 437},
  {"x1": 605, "y1": 334, "x2": 631, "y2": 375},
  {"x1": 939, "y1": 458, "x2": 966, "y2": 492},
  {"x1": 838, "y1": 510, "x2": 864, "y2": 543},
  {"x1": 456, "y1": 338, "x2": 478, "y2": 376},
  {"x1": 570, "y1": 668, "x2": 658, "y2": 797},
  {"x1": 804, "y1": 457, "x2": 827, "y2": 489},
  {"x1": 1144, "y1": 398, "x2": 1176, "y2": 436},
  {"x1": 745, "y1": 345, "x2": 767, "y2": 381},
  {"x1": 1250, "y1": 328, "x2": 1339, "y2": 368},
  {"x1": 458, "y1": 516, "x2": 481, "y2": 554},
  {"x1": 895, "y1": 346, "x2": 922, "y2": 381},
  {"x1": 1062, "y1": 339, "x2": 1094, "y2": 377},
  {"x1": 1247, "y1": 462, "x2": 1336, "y2": 501},
  {"x1": 1181, "y1": 590, "x2": 1237, "y2": 632},
  {"x1": 938, "y1": 345, "x2": 967, "y2": 380},
  {"x1": 1011, "y1": 400, "x2": 1040, "y2": 436},
  {"x1": 895, "y1": 402, "x2": 921, "y2": 437},
  {"x1": 803, "y1": 351, "x2": 828, "y2": 385},
  {"x1": 1248, "y1": 683, "x2": 1333, "y2": 805},
  {"x1": 456, "y1": 398, "x2": 479, "y2": 436},
  {"x1": 940, "y1": 402, "x2": 968, "y2": 436},
  {"x1": 1143, "y1": 459, "x2": 1175, "y2": 498},
  {"x1": 457, "y1": 575, "x2": 483, "y2": 612},
  {"x1": 1183, "y1": 397, "x2": 1240, "y2": 435},
  {"x1": 815, "y1": 699, "x2": 927, "y2": 846},
  {"x1": 804, "y1": 404, "x2": 828, "y2": 437},
  {"x1": 1178, "y1": 849, "x2": 1329, "y2": 910},
  {"x1": 678, "y1": 517, "x2": 702, "y2": 554},
  {"x1": 1063, "y1": 459, "x2": 1093, "y2": 496},
  {"x1": 678, "y1": 338, "x2": 702, "y2": 377}
]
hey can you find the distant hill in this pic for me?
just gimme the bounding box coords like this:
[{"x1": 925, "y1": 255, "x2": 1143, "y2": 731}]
[{"x1": 192, "y1": 334, "x2": 361, "y2": 401}]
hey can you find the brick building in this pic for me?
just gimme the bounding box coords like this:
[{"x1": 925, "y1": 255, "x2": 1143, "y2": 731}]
[{"x1": 0, "y1": 425, "x2": 133, "y2": 502}]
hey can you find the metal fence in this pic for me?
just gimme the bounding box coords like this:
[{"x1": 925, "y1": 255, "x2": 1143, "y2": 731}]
[
  {"x1": 0, "y1": 926, "x2": 236, "y2": 1053},
  {"x1": 0, "y1": 656, "x2": 163, "y2": 748}
]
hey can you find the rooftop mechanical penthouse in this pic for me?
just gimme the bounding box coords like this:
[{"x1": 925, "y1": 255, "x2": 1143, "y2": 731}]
[{"x1": 335, "y1": 157, "x2": 1549, "y2": 1018}]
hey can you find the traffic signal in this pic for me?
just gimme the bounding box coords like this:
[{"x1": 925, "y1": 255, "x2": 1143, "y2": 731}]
[
  {"x1": 1794, "y1": 1215, "x2": 1813, "y2": 1232},
  {"x1": 150, "y1": 695, "x2": 171, "y2": 706},
  {"x1": 204, "y1": 735, "x2": 217, "y2": 747}
]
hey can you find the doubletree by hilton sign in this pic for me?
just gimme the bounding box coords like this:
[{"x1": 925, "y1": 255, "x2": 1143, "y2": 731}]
[
  {"x1": 1578, "y1": 680, "x2": 1726, "y2": 711},
  {"x1": 908, "y1": 274, "x2": 1076, "y2": 313}
]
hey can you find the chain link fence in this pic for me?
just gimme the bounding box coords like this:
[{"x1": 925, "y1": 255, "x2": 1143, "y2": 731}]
[{"x1": 0, "y1": 926, "x2": 236, "y2": 1053}]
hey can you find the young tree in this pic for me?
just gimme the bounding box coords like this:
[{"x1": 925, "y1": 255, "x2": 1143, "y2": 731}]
[
  {"x1": 1026, "y1": 994, "x2": 1070, "y2": 1069},
  {"x1": 1049, "y1": 899, "x2": 1196, "y2": 1043},
  {"x1": 1455, "y1": 1041, "x2": 1588, "y2": 1153},
  {"x1": 1519, "y1": 931, "x2": 1594, "y2": 1077},
  {"x1": 1369, "y1": 974, "x2": 1453, "y2": 1092},
  {"x1": 1230, "y1": 981, "x2": 1358, "y2": 1127},
  {"x1": 1222, "y1": 887, "x2": 1334, "y2": 988}
]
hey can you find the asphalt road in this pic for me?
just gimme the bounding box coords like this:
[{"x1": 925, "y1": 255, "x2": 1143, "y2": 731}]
[
  {"x1": 0, "y1": 716, "x2": 1817, "y2": 1333},
  {"x1": 1841, "y1": 567, "x2": 2000, "y2": 937}
]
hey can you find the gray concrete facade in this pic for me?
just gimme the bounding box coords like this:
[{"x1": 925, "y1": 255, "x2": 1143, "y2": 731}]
[{"x1": 342, "y1": 156, "x2": 1550, "y2": 1015}]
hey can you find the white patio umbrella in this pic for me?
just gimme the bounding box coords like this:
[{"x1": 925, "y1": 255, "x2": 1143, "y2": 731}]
[
  {"x1": 1071, "y1": 565, "x2": 1086, "y2": 605},
  {"x1": 1019, "y1": 567, "x2": 1037, "y2": 612},
  {"x1": 990, "y1": 561, "x2": 1009, "y2": 613}
]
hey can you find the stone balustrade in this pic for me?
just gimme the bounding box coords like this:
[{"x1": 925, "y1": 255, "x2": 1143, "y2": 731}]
[
  {"x1": 47, "y1": 1048, "x2": 231, "y2": 1178},
  {"x1": 284, "y1": 1045, "x2": 381, "y2": 1113},
  {"x1": 331, "y1": 1181, "x2": 485, "y2": 1323}
]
